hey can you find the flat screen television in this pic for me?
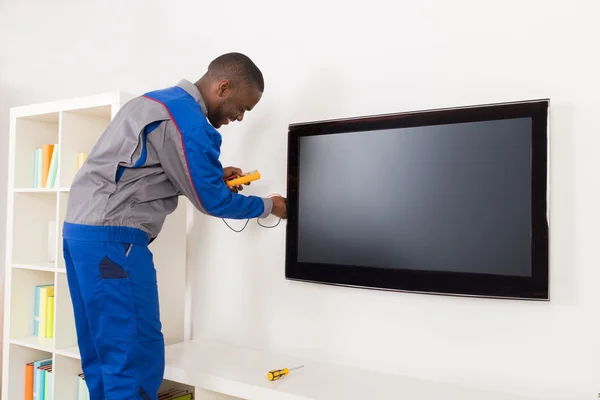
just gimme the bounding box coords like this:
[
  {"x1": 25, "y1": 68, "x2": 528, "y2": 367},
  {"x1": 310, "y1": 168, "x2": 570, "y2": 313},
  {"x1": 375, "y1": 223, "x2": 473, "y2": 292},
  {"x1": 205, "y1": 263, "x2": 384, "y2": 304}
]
[{"x1": 285, "y1": 99, "x2": 549, "y2": 300}]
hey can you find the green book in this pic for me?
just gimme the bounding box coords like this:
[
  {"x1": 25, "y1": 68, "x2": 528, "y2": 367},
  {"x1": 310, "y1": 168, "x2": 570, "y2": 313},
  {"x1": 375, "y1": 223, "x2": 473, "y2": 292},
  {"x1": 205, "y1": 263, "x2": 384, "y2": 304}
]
[
  {"x1": 36, "y1": 149, "x2": 43, "y2": 188},
  {"x1": 44, "y1": 368, "x2": 53, "y2": 400}
]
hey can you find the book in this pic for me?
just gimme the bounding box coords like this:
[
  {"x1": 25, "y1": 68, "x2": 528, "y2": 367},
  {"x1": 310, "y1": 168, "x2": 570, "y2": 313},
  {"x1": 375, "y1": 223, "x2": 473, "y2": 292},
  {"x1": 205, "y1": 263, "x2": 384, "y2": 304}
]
[
  {"x1": 45, "y1": 296, "x2": 54, "y2": 338},
  {"x1": 25, "y1": 362, "x2": 34, "y2": 400},
  {"x1": 33, "y1": 150, "x2": 39, "y2": 189},
  {"x1": 78, "y1": 152, "x2": 88, "y2": 170},
  {"x1": 37, "y1": 285, "x2": 54, "y2": 338},
  {"x1": 78, "y1": 373, "x2": 90, "y2": 400},
  {"x1": 33, "y1": 358, "x2": 51, "y2": 400},
  {"x1": 34, "y1": 149, "x2": 43, "y2": 188},
  {"x1": 34, "y1": 284, "x2": 52, "y2": 336},
  {"x1": 44, "y1": 366, "x2": 53, "y2": 400},
  {"x1": 38, "y1": 364, "x2": 52, "y2": 400},
  {"x1": 45, "y1": 145, "x2": 58, "y2": 189},
  {"x1": 38, "y1": 149, "x2": 43, "y2": 188},
  {"x1": 157, "y1": 388, "x2": 193, "y2": 400},
  {"x1": 32, "y1": 144, "x2": 59, "y2": 189},
  {"x1": 41, "y1": 144, "x2": 54, "y2": 188}
]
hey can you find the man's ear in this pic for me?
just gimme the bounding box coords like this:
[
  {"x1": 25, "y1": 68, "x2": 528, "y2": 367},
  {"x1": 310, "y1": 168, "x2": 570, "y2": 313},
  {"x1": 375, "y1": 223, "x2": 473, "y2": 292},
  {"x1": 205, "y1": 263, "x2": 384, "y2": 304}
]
[{"x1": 217, "y1": 80, "x2": 231, "y2": 97}]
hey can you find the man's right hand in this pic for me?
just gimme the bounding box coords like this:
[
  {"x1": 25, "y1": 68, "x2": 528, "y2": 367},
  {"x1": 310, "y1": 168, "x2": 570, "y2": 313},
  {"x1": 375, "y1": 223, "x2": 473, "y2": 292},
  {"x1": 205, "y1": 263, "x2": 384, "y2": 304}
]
[{"x1": 270, "y1": 196, "x2": 287, "y2": 219}]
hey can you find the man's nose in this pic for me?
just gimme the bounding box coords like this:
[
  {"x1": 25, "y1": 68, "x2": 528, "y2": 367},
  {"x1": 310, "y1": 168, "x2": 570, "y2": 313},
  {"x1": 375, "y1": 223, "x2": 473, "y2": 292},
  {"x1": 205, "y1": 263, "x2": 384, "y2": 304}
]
[{"x1": 237, "y1": 112, "x2": 245, "y2": 122}]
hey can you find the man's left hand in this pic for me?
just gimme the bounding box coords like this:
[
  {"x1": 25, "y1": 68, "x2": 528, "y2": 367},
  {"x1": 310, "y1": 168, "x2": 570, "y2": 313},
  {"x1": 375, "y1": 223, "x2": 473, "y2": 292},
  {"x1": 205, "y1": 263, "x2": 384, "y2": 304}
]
[{"x1": 223, "y1": 166, "x2": 248, "y2": 193}]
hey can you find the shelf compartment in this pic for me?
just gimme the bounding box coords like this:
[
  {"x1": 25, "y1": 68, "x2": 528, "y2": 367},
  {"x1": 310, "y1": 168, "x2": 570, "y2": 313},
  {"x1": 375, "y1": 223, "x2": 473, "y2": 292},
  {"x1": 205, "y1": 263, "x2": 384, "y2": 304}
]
[
  {"x1": 59, "y1": 107, "x2": 111, "y2": 188},
  {"x1": 5, "y1": 343, "x2": 53, "y2": 400},
  {"x1": 57, "y1": 192, "x2": 69, "y2": 270},
  {"x1": 8, "y1": 268, "x2": 55, "y2": 340},
  {"x1": 13, "y1": 113, "x2": 60, "y2": 189},
  {"x1": 11, "y1": 191, "x2": 59, "y2": 266},
  {"x1": 54, "y1": 354, "x2": 85, "y2": 400},
  {"x1": 54, "y1": 272, "x2": 77, "y2": 350}
]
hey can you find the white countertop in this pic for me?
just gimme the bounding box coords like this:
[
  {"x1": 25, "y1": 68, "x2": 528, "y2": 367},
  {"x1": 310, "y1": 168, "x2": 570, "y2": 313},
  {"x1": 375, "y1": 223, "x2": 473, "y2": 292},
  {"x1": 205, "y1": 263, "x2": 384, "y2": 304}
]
[{"x1": 164, "y1": 338, "x2": 538, "y2": 400}]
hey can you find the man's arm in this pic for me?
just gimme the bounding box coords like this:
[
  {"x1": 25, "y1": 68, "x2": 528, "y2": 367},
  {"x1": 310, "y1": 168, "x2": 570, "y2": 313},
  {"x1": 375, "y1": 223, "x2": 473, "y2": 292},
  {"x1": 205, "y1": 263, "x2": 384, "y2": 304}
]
[{"x1": 147, "y1": 119, "x2": 273, "y2": 219}]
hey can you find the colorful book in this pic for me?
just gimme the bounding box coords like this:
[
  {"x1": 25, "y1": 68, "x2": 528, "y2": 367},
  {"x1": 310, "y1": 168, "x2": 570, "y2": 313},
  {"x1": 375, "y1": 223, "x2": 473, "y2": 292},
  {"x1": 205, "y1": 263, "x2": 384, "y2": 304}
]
[
  {"x1": 44, "y1": 366, "x2": 53, "y2": 400},
  {"x1": 33, "y1": 358, "x2": 51, "y2": 400},
  {"x1": 45, "y1": 296, "x2": 54, "y2": 338},
  {"x1": 34, "y1": 284, "x2": 52, "y2": 336},
  {"x1": 25, "y1": 362, "x2": 34, "y2": 400},
  {"x1": 45, "y1": 145, "x2": 58, "y2": 189},
  {"x1": 33, "y1": 144, "x2": 59, "y2": 189},
  {"x1": 41, "y1": 144, "x2": 54, "y2": 188},
  {"x1": 37, "y1": 285, "x2": 54, "y2": 338},
  {"x1": 39, "y1": 364, "x2": 52, "y2": 400},
  {"x1": 33, "y1": 148, "x2": 43, "y2": 188},
  {"x1": 34, "y1": 286, "x2": 40, "y2": 336}
]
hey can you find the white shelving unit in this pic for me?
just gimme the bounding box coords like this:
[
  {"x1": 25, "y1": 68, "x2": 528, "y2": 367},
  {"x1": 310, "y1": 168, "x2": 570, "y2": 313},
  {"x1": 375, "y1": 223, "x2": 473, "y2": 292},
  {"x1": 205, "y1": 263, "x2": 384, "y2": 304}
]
[{"x1": 2, "y1": 93, "x2": 190, "y2": 400}]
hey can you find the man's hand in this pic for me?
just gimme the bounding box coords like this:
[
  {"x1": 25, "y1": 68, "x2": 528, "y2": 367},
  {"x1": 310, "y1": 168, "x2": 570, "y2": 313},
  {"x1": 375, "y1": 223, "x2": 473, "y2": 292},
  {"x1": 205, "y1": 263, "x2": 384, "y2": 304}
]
[
  {"x1": 223, "y1": 166, "x2": 248, "y2": 193},
  {"x1": 270, "y1": 195, "x2": 287, "y2": 219}
]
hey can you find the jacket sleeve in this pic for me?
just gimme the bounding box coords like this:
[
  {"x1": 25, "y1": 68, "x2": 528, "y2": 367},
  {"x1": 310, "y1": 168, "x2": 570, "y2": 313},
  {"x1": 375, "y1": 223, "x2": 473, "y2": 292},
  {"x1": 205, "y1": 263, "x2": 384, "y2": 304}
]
[{"x1": 147, "y1": 119, "x2": 272, "y2": 219}]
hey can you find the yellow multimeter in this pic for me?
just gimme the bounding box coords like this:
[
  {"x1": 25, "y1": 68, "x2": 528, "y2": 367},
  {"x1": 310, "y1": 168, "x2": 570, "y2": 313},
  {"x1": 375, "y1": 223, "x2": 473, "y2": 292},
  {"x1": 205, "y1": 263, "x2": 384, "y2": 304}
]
[{"x1": 225, "y1": 170, "x2": 261, "y2": 187}]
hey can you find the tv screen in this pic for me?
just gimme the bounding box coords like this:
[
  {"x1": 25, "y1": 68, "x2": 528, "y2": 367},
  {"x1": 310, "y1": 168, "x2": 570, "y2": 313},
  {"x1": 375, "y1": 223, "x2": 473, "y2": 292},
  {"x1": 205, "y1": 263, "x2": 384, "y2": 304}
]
[{"x1": 285, "y1": 100, "x2": 549, "y2": 300}]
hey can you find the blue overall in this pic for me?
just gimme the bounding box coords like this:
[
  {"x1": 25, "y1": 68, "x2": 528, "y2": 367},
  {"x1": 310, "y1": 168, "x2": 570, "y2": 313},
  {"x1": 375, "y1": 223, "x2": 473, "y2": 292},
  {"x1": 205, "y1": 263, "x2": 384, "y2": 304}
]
[
  {"x1": 62, "y1": 82, "x2": 268, "y2": 400},
  {"x1": 63, "y1": 223, "x2": 161, "y2": 400}
]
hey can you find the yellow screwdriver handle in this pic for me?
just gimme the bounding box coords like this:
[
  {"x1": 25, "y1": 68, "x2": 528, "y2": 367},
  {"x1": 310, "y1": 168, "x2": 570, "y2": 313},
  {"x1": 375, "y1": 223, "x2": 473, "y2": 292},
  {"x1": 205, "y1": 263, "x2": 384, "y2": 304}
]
[{"x1": 267, "y1": 367, "x2": 288, "y2": 381}]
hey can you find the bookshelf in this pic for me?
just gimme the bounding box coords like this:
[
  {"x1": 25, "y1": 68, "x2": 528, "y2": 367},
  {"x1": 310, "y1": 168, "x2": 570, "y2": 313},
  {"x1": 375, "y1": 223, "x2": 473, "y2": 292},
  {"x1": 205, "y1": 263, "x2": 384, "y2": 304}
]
[{"x1": 3, "y1": 93, "x2": 191, "y2": 400}]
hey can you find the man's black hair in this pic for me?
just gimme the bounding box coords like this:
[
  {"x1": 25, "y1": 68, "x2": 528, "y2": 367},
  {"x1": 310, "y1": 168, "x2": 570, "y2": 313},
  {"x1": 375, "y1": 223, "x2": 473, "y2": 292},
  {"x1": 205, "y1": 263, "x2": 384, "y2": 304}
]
[{"x1": 208, "y1": 52, "x2": 264, "y2": 92}]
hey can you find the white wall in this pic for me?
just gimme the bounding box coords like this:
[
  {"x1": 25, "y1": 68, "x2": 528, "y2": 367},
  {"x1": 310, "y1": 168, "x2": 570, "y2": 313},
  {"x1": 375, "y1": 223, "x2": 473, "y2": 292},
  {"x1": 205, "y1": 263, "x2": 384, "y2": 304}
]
[{"x1": 1, "y1": 1, "x2": 599, "y2": 399}]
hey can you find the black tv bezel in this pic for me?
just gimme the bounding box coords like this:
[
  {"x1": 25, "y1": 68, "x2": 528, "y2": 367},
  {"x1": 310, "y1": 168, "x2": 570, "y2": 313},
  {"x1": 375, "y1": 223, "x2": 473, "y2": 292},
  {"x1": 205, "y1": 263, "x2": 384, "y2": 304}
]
[{"x1": 285, "y1": 99, "x2": 549, "y2": 301}]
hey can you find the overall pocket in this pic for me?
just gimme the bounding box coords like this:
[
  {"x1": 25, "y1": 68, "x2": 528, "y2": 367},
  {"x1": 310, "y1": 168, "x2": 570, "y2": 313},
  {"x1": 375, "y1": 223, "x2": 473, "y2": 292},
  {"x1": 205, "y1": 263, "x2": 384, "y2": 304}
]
[{"x1": 98, "y1": 242, "x2": 137, "y2": 342}]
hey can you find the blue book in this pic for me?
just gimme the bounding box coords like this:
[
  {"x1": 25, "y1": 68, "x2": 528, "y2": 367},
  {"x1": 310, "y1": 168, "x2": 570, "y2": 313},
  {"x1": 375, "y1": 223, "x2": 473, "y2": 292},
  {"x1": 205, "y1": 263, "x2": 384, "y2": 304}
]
[
  {"x1": 34, "y1": 286, "x2": 40, "y2": 336},
  {"x1": 33, "y1": 358, "x2": 51, "y2": 400},
  {"x1": 38, "y1": 367, "x2": 46, "y2": 400}
]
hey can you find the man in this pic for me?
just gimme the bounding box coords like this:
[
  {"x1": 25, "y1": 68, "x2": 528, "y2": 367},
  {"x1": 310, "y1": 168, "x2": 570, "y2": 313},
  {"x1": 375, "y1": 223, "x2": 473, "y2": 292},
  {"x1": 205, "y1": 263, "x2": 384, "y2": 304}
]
[{"x1": 62, "y1": 52, "x2": 287, "y2": 400}]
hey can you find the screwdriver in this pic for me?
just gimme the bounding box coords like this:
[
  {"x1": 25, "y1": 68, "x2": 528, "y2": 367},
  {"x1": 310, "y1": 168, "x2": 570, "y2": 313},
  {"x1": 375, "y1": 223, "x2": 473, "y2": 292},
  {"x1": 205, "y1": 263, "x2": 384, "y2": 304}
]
[{"x1": 267, "y1": 365, "x2": 304, "y2": 381}]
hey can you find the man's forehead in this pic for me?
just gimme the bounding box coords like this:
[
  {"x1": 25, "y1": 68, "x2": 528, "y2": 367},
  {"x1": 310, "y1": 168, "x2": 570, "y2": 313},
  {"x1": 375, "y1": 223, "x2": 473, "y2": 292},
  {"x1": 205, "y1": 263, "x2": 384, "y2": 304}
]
[{"x1": 240, "y1": 88, "x2": 262, "y2": 107}]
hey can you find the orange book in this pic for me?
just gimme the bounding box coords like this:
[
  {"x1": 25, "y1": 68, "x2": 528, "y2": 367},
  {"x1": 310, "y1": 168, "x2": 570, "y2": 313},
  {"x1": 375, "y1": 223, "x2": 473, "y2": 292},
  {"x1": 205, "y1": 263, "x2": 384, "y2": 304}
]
[
  {"x1": 41, "y1": 144, "x2": 54, "y2": 188},
  {"x1": 25, "y1": 362, "x2": 34, "y2": 400}
]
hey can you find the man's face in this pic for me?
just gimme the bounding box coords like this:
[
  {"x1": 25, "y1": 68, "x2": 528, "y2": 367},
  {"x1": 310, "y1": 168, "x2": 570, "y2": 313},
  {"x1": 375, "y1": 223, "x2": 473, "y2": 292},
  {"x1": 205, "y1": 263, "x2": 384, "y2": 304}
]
[{"x1": 207, "y1": 80, "x2": 262, "y2": 129}]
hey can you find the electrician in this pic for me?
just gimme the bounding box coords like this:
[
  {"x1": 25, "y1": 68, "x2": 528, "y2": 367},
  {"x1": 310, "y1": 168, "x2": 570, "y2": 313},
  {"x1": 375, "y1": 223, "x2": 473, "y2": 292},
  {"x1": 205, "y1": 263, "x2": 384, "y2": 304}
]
[{"x1": 62, "y1": 52, "x2": 287, "y2": 400}]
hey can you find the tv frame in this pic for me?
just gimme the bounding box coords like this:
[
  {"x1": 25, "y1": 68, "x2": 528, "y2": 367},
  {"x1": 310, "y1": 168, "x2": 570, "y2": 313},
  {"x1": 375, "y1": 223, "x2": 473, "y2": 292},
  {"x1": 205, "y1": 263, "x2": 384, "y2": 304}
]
[{"x1": 285, "y1": 99, "x2": 550, "y2": 301}]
